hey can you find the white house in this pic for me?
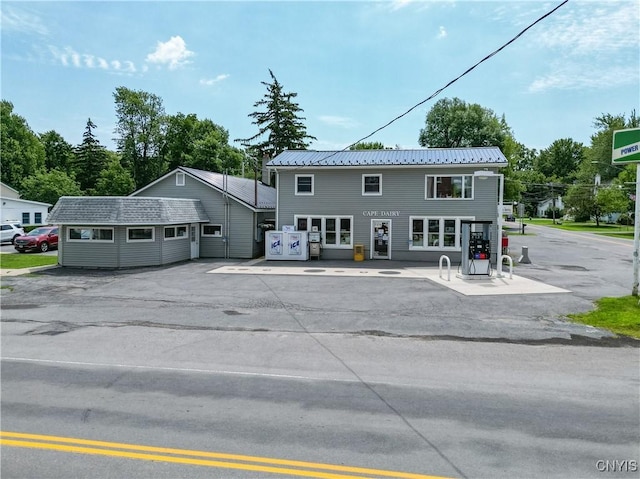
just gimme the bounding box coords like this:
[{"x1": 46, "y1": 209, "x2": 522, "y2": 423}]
[{"x1": 0, "y1": 182, "x2": 51, "y2": 225}]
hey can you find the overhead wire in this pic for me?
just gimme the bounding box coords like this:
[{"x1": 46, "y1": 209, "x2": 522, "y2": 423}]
[{"x1": 276, "y1": 0, "x2": 570, "y2": 170}]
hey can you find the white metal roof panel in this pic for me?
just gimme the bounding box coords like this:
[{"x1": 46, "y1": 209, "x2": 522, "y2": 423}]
[{"x1": 267, "y1": 147, "x2": 508, "y2": 167}]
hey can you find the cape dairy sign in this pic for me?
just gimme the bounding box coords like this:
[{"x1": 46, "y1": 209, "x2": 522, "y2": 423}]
[{"x1": 612, "y1": 128, "x2": 640, "y2": 164}]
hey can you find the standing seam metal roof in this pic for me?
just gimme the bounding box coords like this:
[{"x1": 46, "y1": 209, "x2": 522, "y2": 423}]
[
  {"x1": 180, "y1": 167, "x2": 277, "y2": 209},
  {"x1": 267, "y1": 147, "x2": 508, "y2": 167}
]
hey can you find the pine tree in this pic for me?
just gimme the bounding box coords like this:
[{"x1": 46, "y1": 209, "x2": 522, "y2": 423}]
[
  {"x1": 74, "y1": 118, "x2": 107, "y2": 192},
  {"x1": 236, "y1": 70, "x2": 316, "y2": 159}
]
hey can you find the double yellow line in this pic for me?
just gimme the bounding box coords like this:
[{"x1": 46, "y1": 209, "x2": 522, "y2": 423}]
[{"x1": 0, "y1": 431, "x2": 451, "y2": 479}]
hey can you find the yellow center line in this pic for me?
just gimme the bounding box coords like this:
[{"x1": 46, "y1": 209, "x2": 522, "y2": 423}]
[{"x1": 0, "y1": 431, "x2": 453, "y2": 479}]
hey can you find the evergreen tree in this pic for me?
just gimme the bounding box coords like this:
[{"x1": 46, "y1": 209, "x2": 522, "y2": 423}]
[
  {"x1": 74, "y1": 118, "x2": 107, "y2": 192},
  {"x1": 236, "y1": 69, "x2": 316, "y2": 159}
]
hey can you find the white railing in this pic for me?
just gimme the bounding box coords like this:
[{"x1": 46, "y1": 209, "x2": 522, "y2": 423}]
[
  {"x1": 499, "y1": 254, "x2": 513, "y2": 279},
  {"x1": 439, "y1": 255, "x2": 451, "y2": 281}
]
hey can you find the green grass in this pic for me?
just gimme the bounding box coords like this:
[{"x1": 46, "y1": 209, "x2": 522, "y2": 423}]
[
  {"x1": 516, "y1": 218, "x2": 635, "y2": 239},
  {"x1": 567, "y1": 296, "x2": 640, "y2": 339},
  {"x1": 0, "y1": 254, "x2": 58, "y2": 269}
]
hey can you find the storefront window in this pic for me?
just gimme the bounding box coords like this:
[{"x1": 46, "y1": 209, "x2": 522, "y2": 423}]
[
  {"x1": 409, "y1": 217, "x2": 473, "y2": 250},
  {"x1": 294, "y1": 215, "x2": 353, "y2": 249}
]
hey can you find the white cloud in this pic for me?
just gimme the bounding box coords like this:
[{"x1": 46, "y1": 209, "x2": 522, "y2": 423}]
[
  {"x1": 200, "y1": 74, "x2": 230, "y2": 86},
  {"x1": 49, "y1": 46, "x2": 136, "y2": 73},
  {"x1": 437, "y1": 25, "x2": 447, "y2": 39},
  {"x1": 0, "y1": 5, "x2": 48, "y2": 36},
  {"x1": 146, "y1": 35, "x2": 194, "y2": 70},
  {"x1": 318, "y1": 115, "x2": 359, "y2": 129},
  {"x1": 528, "y1": 64, "x2": 638, "y2": 93}
]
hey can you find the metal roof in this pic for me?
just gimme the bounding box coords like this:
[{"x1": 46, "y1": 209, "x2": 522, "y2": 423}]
[
  {"x1": 179, "y1": 167, "x2": 277, "y2": 209},
  {"x1": 267, "y1": 147, "x2": 508, "y2": 167},
  {"x1": 47, "y1": 196, "x2": 210, "y2": 225}
]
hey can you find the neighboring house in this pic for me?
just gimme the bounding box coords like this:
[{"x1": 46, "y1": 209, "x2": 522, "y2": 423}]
[
  {"x1": 48, "y1": 196, "x2": 209, "y2": 268},
  {"x1": 132, "y1": 167, "x2": 276, "y2": 259},
  {"x1": 1, "y1": 182, "x2": 51, "y2": 225},
  {"x1": 536, "y1": 195, "x2": 564, "y2": 218},
  {"x1": 267, "y1": 148, "x2": 508, "y2": 262},
  {"x1": 46, "y1": 166, "x2": 277, "y2": 268}
]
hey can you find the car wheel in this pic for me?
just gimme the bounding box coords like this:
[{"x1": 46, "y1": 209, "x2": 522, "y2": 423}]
[{"x1": 40, "y1": 242, "x2": 49, "y2": 253}]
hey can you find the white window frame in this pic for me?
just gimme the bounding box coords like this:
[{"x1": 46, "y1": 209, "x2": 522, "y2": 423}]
[
  {"x1": 408, "y1": 216, "x2": 474, "y2": 251},
  {"x1": 126, "y1": 227, "x2": 155, "y2": 243},
  {"x1": 294, "y1": 215, "x2": 354, "y2": 249},
  {"x1": 295, "y1": 174, "x2": 314, "y2": 196},
  {"x1": 425, "y1": 175, "x2": 474, "y2": 200},
  {"x1": 176, "y1": 171, "x2": 185, "y2": 186},
  {"x1": 164, "y1": 225, "x2": 188, "y2": 241},
  {"x1": 67, "y1": 227, "x2": 114, "y2": 243},
  {"x1": 201, "y1": 224, "x2": 223, "y2": 237},
  {"x1": 362, "y1": 174, "x2": 382, "y2": 196}
]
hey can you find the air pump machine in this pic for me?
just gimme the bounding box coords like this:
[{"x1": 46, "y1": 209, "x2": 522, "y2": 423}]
[{"x1": 458, "y1": 220, "x2": 492, "y2": 279}]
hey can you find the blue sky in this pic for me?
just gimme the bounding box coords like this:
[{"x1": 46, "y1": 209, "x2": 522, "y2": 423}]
[{"x1": 1, "y1": 0, "x2": 638, "y2": 154}]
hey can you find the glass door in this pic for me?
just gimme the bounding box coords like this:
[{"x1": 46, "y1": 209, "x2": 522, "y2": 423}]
[{"x1": 371, "y1": 219, "x2": 391, "y2": 259}]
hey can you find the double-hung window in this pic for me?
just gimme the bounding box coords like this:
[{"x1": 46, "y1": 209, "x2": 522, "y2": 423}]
[
  {"x1": 362, "y1": 174, "x2": 382, "y2": 196},
  {"x1": 295, "y1": 175, "x2": 314, "y2": 195},
  {"x1": 425, "y1": 175, "x2": 473, "y2": 199}
]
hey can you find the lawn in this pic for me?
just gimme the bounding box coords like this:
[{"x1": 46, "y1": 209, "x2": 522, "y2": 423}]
[
  {"x1": 568, "y1": 296, "x2": 640, "y2": 339},
  {"x1": 0, "y1": 254, "x2": 58, "y2": 269},
  {"x1": 517, "y1": 218, "x2": 635, "y2": 239}
]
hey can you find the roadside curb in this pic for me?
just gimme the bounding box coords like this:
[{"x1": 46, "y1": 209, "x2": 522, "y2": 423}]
[{"x1": 0, "y1": 265, "x2": 59, "y2": 277}]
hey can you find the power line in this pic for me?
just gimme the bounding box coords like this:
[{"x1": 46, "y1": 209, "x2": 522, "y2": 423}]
[{"x1": 295, "y1": 0, "x2": 569, "y2": 168}]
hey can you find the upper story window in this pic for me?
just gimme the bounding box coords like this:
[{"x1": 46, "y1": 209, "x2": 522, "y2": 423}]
[
  {"x1": 295, "y1": 174, "x2": 314, "y2": 195},
  {"x1": 176, "y1": 172, "x2": 185, "y2": 186},
  {"x1": 362, "y1": 174, "x2": 382, "y2": 196},
  {"x1": 425, "y1": 175, "x2": 473, "y2": 199}
]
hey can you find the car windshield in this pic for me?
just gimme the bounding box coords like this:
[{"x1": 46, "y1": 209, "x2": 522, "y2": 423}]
[{"x1": 28, "y1": 228, "x2": 52, "y2": 236}]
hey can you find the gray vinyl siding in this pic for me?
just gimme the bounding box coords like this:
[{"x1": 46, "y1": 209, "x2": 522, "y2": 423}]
[
  {"x1": 134, "y1": 173, "x2": 267, "y2": 259},
  {"x1": 277, "y1": 167, "x2": 500, "y2": 262},
  {"x1": 58, "y1": 226, "x2": 119, "y2": 268},
  {"x1": 58, "y1": 225, "x2": 191, "y2": 268}
]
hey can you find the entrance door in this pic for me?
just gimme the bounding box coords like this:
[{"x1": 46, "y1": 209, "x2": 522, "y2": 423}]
[
  {"x1": 190, "y1": 224, "x2": 199, "y2": 259},
  {"x1": 371, "y1": 219, "x2": 391, "y2": 259}
]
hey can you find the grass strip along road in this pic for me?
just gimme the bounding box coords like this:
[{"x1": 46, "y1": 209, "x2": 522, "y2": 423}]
[{"x1": 0, "y1": 431, "x2": 451, "y2": 479}]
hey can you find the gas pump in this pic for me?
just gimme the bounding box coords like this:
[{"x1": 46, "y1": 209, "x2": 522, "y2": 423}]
[{"x1": 459, "y1": 220, "x2": 492, "y2": 278}]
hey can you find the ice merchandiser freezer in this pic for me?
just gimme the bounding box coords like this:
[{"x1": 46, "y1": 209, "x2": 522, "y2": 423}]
[{"x1": 265, "y1": 231, "x2": 309, "y2": 260}]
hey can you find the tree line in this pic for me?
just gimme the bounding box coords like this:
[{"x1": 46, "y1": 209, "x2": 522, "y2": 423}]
[{"x1": 1, "y1": 71, "x2": 638, "y2": 224}]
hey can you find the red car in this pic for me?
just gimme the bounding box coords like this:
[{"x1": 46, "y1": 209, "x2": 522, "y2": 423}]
[{"x1": 14, "y1": 226, "x2": 59, "y2": 253}]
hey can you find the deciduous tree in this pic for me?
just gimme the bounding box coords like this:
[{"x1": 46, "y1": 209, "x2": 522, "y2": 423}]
[{"x1": 20, "y1": 169, "x2": 82, "y2": 206}]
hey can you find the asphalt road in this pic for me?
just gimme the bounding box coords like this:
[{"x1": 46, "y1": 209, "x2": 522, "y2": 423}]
[{"x1": 1, "y1": 224, "x2": 638, "y2": 478}]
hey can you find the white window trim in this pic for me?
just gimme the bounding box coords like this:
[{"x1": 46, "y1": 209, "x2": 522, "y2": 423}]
[
  {"x1": 201, "y1": 223, "x2": 223, "y2": 237},
  {"x1": 126, "y1": 227, "x2": 155, "y2": 243},
  {"x1": 295, "y1": 174, "x2": 314, "y2": 196},
  {"x1": 425, "y1": 174, "x2": 474, "y2": 200},
  {"x1": 176, "y1": 172, "x2": 185, "y2": 186},
  {"x1": 67, "y1": 227, "x2": 115, "y2": 243},
  {"x1": 164, "y1": 225, "x2": 189, "y2": 241},
  {"x1": 294, "y1": 215, "x2": 354, "y2": 249},
  {"x1": 362, "y1": 174, "x2": 382, "y2": 196},
  {"x1": 408, "y1": 216, "x2": 474, "y2": 251}
]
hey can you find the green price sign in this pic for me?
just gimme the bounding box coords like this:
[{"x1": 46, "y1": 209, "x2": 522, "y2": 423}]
[{"x1": 612, "y1": 128, "x2": 640, "y2": 164}]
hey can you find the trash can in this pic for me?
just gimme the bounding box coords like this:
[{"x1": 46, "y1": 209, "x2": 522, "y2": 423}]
[
  {"x1": 501, "y1": 232, "x2": 509, "y2": 255},
  {"x1": 354, "y1": 244, "x2": 365, "y2": 261}
]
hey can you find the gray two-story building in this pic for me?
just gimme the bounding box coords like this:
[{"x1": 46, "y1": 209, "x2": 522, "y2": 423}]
[{"x1": 267, "y1": 147, "x2": 507, "y2": 262}]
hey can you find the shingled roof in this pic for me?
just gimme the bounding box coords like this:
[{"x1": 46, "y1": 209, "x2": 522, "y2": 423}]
[
  {"x1": 268, "y1": 147, "x2": 508, "y2": 168},
  {"x1": 48, "y1": 197, "x2": 209, "y2": 225}
]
